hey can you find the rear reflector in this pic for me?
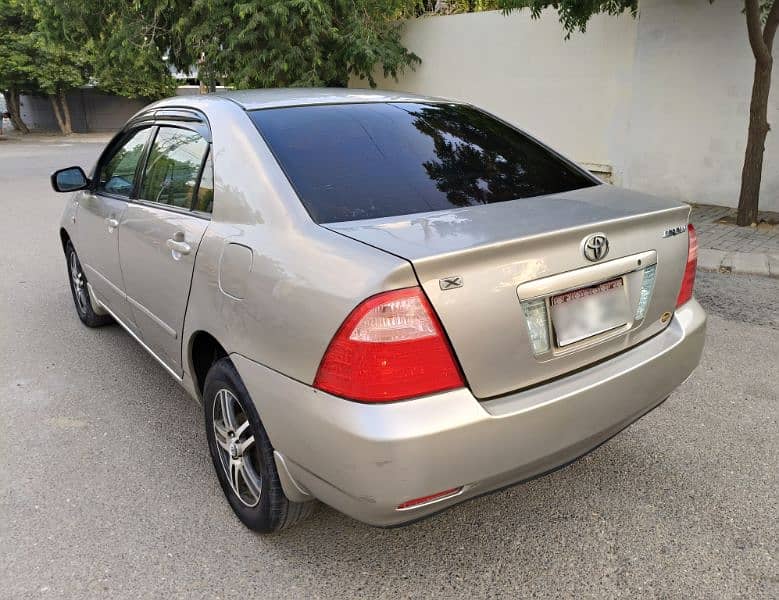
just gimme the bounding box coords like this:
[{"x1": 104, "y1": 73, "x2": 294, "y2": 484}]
[
  {"x1": 314, "y1": 287, "x2": 465, "y2": 402},
  {"x1": 635, "y1": 264, "x2": 657, "y2": 321},
  {"x1": 397, "y1": 487, "x2": 463, "y2": 510},
  {"x1": 676, "y1": 223, "x2": 698, "y2": 308}
]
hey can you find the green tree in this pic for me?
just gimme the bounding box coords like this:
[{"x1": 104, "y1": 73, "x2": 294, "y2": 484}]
[
  {"x1": 2, "y1": 0, "x2": 175, "y2": 135},
  {"x1": 498, "y1": 1, "x2": 637, "y2": 37},
  {"x1": 405, "y1": 1, "x2": 499, "y2": 15},
  {"x1": 28, "y1": 30, "x2": 89, "y2": 134},
  {"x1": 29, "y1": 0, "x2": 176, "y2": 101},
  {"x1": 0, "y1": 0, "x2": 35, "y2": 133},
  {"x1": 15, "y1": 0, "x2": 95, "y2": 135},
  {"x1": 498, "y1": 0, "x2": 778, "y2": 227},
  {"x1": 4, "y1": 0, "x2": 422, "y2": 133},
  {"x1": 169, "y1": 0, "x2": 421, "y2": 89}
]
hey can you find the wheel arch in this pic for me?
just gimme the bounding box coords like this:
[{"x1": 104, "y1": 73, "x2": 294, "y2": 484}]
[
  {"x1": 188, "y1": 330, "x2": 229, "y2": 397},
  {"x1": 59, "y1": 227, "x2": 71, "y2": 252}
]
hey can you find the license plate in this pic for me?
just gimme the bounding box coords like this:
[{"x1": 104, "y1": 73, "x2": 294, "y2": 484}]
[{"x1": 550, "y1": 278, "x2": 629, "y2": 347}]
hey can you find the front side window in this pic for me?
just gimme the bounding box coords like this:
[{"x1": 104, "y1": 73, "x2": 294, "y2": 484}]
[
  {"x1": 139, "y1": 127, "x2": 209, "y2": 209},
  {"x1": 250, "y1": 102, "x2": 597, "y2": 223},
  {"x1": 97, "y1": 128, "x2": 152, "y2": 197}
]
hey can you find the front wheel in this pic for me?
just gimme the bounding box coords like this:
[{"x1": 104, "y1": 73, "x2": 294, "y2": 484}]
[
  {"x1": 204, "y1": 357, "x2": 314, "y2": 532},
  {"x1": 65, "y1": 242, "x2": 112, "y2": 328}
]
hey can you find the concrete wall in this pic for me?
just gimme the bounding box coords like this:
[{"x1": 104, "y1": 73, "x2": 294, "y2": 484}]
[
  {"x1": 352, "y1": 1, "x2": 779, "y2": 212},
  {"x1": 624, "y1": 0, "x2": 779, "y2": 211},
  {"x1": 17, "y1": 94, "x2": 60, "y2": 131},
  {"x1": 19, "y1": 89, "x2": 149, "y2": 133},
  {"x1": 16, "y1": 87, "x2": 228, "y2": 133}
]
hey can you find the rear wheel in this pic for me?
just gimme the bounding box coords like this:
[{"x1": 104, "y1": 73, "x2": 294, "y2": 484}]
[
  {"x1": 203, "y1": 357, "x2": 314, "y2": 532},
  {"x1": 65, "y1": 242, "x2": 112, "y2": 327}
]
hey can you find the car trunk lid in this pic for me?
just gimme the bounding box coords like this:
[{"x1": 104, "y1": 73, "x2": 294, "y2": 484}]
[{"x1": 325, "y1": 185, "x2": 692, "y2": 399}]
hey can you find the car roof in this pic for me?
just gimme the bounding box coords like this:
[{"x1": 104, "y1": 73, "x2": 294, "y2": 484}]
[{"x1": 215, "y1": 87, "x2": 450, "y2": 111}]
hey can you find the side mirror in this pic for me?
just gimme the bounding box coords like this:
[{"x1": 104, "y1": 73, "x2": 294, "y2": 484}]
[{"x1": 51, "y1": 166, "x2": 90, "y2": 193}]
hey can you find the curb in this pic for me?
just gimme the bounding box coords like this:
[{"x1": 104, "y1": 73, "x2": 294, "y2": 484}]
[{"x1": 697, "y1": 249, "x2": 779, "y2": 278}]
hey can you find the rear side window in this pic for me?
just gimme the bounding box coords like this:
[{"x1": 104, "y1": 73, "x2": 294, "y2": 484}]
[
  {"x1": 192, "y1": 150, "x2": 214, "y2": 214},
  {"x1": 139, "y1": 127, "x2": 208, "y2": 208},
  {"x1": 250, "y1": 102, "x2": 596, "y2": 223}
]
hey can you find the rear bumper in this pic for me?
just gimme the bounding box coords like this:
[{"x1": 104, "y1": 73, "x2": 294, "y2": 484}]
[{"x1": 232, "y1": 298, "x2": 706, "y2": 526}]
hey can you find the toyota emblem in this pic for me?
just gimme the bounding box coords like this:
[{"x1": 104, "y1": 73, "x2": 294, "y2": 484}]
[{"x1": 583, "y1": 233, "x2": 609, "y2": 262}]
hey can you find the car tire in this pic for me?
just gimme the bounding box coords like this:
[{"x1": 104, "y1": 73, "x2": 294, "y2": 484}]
[
  {"x1": 204, "y1": 357, "x2": 315, "y2": 532},
  {"x1": 65, "y1": 241, "x2": 113, "y2": 328}
]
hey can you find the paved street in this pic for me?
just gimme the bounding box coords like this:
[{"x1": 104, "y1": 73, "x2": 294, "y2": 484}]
[{"x1": 1, "y1": 137, "x2": 777, "y2": 599}]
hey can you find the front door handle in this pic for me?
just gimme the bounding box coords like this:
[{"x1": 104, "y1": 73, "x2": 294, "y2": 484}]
[
  {"x1": 105, "y1": 217, "x2": 119, "y2": 231},
  {"x1": 166, "y1": 238, "x2": 192, "y2": 257}
]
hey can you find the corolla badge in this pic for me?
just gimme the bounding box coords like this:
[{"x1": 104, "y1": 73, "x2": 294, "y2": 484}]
[{"x1": 582, "y1": 233, "x2": 609, "y2": 262}]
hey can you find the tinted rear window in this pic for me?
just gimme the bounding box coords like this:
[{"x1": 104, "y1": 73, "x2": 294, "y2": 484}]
[{"x1": 250, "y1": 102, "x2": 596, "y2": 224}]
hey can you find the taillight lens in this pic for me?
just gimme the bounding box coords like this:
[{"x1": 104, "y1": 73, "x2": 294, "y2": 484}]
[
  {"x1": 314, "y1": 287, "x2": 464, "y2": 402},
  {"x1": 676, "y1": 223, "x2": 698, "y2": 308}
]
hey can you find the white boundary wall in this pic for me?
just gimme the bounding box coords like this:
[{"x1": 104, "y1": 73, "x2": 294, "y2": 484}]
[{"x1": 352, "y1": 1, "x2": 779, "y2": 212}]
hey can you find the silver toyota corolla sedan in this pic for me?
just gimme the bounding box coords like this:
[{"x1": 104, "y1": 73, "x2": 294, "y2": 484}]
[{"x1": 52, "y1": 89, "x2": 706, "y2": 532}]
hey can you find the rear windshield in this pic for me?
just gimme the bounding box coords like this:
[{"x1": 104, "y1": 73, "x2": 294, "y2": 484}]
[{"x1": 250, "y1": 102, "x2": 597, "y2": 224}]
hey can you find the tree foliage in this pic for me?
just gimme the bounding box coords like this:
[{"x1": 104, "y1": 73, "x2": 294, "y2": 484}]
[
  {"x1": 28, "y1": 0, "x2": 176, "y2": 99},
  {"x1": 169, "y1": 0, "x2": 421, "y2": 89},
  {"x1": 1, "y1": 0, "x2": 176, "y2": 133},
  {"x1": 2, "y1": 0, "x2": 424, "y2": 134},
  {"x1": 404, "y1": 1, "x2": 499, "y2": 16},
  {"x1": 0, "y1": 0, "x2": 36, "y2": 131},
  {"x1": 0, "y1": 1, "x2": 33, "y2": 89},
  {"x1": 498, "y1": 0, "x2": 637, "y2": 37},
  {"x1": 31, "y1": 33, "x2": 89, "y2": 134}
]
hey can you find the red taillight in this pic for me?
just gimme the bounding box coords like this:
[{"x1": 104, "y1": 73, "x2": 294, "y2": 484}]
[
  {"x1": 314, "y1": 287, "x2": 465, "y2": 402},
  {"x1": 676, "y1": 223, "x2": 698, "y2": 308}
]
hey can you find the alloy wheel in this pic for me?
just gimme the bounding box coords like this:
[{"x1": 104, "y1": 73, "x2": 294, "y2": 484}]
[
  {"x1": 69, "y1": 251, "x2": 89, "y2": 314},
  {"x1": 212, "y1": 389, "x2": 262, "y2": 507}
]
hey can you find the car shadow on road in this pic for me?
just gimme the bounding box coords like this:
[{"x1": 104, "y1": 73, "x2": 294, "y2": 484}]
[{"x1": 258, "y1": 425, "x2": 695, "y2": 593}]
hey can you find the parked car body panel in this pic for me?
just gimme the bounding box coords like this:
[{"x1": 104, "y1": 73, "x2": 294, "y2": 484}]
[
  {"x1": 327, "y1": 187, "x2": 691, "y2": 398},
  {"x1": 118, "y1": 203, "x2": 209, "y2": 374},
  {"x1": 75, "y1": 190, "x2": 136, "y2": 327},
  {"x1": 58, "y1": 88, "x2": 707, "y2": 527},
  {"x1": 61, "y1": 95, "x2": 418, "y2": 393},
  {"x1": 166, "y1": 95, "x2": 420, "y2": 389},
  {"x1": 231, "y1": 298, "x2": 705, "y2": 526}
]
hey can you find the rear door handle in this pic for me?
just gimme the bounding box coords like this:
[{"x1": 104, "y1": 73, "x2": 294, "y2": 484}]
[
  {"x1": 166, "y1": 238, "x2": 192, "y2": 256},
  {"x1": 105, "y1": 217, "x2": 119, "y2": 230}
]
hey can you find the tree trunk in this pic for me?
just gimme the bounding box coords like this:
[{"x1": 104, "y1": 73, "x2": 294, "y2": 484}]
[
  {"x1": 737, "y1": 0, "x2": 778, "y2": 226},
  {"x1": 59, "y1": 92, "x2": 73, "y2": 135},
  {"x1": 50, "y1": 95, "x2": 66, "y2": 135},
  {"x1": 3, "y1": 89, "x2": 30, "y2": 134},
  {"x1": 737, "y1": 61, "x2": 772, "y2": 225}
]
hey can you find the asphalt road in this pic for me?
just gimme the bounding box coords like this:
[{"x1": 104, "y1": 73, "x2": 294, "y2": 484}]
[{"x1": 1, "y1": 137, "x2": 777, "y2": 599}]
